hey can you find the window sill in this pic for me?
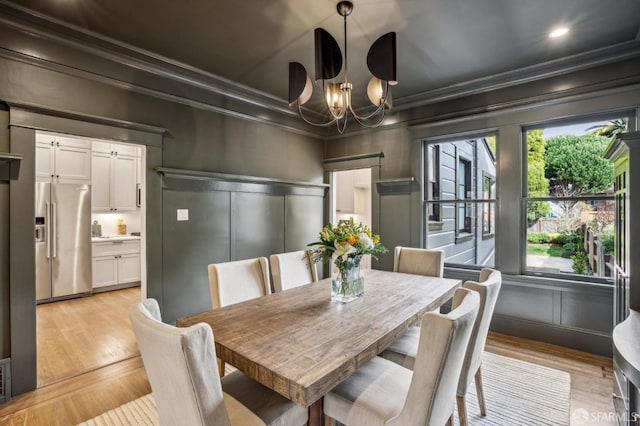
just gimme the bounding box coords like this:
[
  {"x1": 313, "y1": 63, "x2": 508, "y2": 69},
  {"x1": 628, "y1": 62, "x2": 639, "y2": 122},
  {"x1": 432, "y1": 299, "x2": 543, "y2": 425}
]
[
  {"x1": 482, "y1": 233, "x2": 495, "y2": 240},
  {"x1": 455, "y1": 233, "x2": 473, "y2": 243}
]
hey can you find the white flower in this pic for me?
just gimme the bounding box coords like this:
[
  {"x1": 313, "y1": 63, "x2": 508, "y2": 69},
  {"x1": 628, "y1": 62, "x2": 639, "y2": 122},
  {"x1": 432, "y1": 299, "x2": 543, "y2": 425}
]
[
  {"x1": 333, "y1": 242, "x2": 356, "y2": 261},
  {"x1": 358, "y1": 233, "x2": 374, "y2": 250}
]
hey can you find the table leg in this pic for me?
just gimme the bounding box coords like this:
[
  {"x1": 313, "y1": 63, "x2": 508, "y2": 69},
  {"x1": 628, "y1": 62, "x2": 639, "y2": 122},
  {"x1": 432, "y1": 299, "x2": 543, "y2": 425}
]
[{"x1": 308, "y1": 398, "x2": 324, "y2": 426}]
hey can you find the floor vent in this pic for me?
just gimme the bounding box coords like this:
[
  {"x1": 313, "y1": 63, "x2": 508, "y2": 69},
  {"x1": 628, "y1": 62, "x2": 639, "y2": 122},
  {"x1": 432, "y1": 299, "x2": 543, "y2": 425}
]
[{"x1": 0, "y1": 358, "x2": 11, "y2": 403}]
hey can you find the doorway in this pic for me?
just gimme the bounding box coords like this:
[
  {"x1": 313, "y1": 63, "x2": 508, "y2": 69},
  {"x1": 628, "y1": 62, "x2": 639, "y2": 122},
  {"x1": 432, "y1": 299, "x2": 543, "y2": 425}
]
[
  {"x1": 333, "y1": 168, "x2": 373, "y2": 270},
  {"x1": 34, "y1": 131, "x2": 147, "y2": 387}
]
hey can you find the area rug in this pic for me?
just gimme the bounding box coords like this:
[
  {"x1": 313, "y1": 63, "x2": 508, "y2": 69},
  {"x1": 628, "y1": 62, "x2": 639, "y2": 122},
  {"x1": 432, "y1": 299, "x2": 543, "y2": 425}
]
[
  {"x1": 455, "y1": 352, "x2": 571, "y2": 425},
  {"x1": 78, "y1": 352, "x2": 570, "y2": 426},
  {"x1": 78, "y1": 394, "x2": 157, "y2": 426}
]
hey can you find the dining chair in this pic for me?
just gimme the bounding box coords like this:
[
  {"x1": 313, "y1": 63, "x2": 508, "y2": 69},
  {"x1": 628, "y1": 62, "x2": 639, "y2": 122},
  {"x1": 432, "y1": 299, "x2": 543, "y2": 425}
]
[
  {"x1": 393, "y1": 246, "x2": 445, "y2": 277},
  {"x1": 323, "y1": 287, "x2": 480, "y2": 426},
  {"x1": 129, "y1": 298, "x2": 308, "y2": 426},
  {"x1": 381, "y1": 268, "x2": 502, "y2": 426},
  {"x1": 269, "y1": 249, "x2": 318, "y2": 292},
  {"x1": 208, "y1": 257, "x2": 271, "y2": 309},
  {"x1": 208, "y1": 257, "x2": 270, "y2": 375}
]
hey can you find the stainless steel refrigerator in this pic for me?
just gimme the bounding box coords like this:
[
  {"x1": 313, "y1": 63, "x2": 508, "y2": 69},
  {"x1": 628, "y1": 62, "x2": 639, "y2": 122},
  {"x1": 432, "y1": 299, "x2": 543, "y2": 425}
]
[{"x1": 35, "y1": 182, "x2": 92, "y2": 302}]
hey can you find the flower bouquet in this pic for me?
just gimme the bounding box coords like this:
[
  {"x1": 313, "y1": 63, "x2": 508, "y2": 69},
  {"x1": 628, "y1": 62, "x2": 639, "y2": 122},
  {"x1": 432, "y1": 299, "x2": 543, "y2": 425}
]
[{"x1": 308, "y1": 218, "x2": 387, "y2": 302}]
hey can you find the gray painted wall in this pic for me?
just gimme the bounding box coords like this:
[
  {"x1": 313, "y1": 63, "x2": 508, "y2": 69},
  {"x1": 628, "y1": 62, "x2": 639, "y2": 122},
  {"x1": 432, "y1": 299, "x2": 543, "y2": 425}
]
[
  {"x1": 0, "y1": 54, "x2": 325, "y2": 394},
  {"x1": 326, "y1": 61, "x2": 640, "y2": 356}
]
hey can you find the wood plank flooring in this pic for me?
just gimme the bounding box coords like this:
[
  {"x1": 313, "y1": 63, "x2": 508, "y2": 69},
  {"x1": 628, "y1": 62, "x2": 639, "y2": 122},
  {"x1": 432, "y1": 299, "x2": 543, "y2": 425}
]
[
  {"x1": 36, "y1": 287, "x2": 141, "y2": 386},
  {"x1": 1, "y1": 286, "x2": 616, "y2": 425}
]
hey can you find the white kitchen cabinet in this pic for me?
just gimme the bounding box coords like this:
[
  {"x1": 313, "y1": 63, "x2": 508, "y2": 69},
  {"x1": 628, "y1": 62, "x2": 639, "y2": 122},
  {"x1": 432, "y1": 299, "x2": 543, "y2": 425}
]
[
  {"x1": 35, "y1": 132, "x2": 91, "y2": 184},
  {"x1": 92, "y1": 140, "x2": 140, "y2": 157},
  {"x1": 92, "y1": 240, "x2": 141, "y2": 289},
  {"x1": 91, "y1": 145, "x2": 137, "y2": 212}
]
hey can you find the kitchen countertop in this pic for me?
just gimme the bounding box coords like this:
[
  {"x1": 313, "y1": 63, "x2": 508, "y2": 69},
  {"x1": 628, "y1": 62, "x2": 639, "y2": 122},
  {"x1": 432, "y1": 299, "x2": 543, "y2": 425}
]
[{"x1": 92, "y1": 235, "x2": 141, "y2": 242}]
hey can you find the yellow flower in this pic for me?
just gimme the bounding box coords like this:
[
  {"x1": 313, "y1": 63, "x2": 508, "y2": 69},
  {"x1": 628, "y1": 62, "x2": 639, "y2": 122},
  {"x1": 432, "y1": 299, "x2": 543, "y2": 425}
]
[
  {"x1": 347, "y1": 235, "x2": 357, "y2": 245},
  {"x1": 373, "y1": 236, "x2": 379, "y2": 244},
  {"x1": 323, "y1": 227, "x2": 328, "y2": 234},
  {"x1": 365, "y1": 229, "x2": 371, "y2": 237}
]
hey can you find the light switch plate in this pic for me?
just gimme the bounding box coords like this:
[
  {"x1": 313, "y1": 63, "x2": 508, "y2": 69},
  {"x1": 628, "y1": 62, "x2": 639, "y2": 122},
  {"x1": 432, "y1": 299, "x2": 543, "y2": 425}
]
[{"x1": 177, "y1": 209, "x2": 189, "y2": 221}]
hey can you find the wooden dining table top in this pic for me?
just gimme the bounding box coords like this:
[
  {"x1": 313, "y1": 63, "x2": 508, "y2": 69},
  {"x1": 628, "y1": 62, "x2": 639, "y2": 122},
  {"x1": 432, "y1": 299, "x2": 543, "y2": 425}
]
[{"x1": 176, "y1": 269, "x2": 461, "y2": 407}]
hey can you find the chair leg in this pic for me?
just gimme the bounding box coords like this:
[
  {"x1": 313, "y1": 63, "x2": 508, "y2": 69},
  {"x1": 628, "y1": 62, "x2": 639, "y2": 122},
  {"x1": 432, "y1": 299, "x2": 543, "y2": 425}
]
[
  {"x1": 446, "y1": 413, "x2": 454, "y2": 426},
  {"x1": 475, "y1": 366, "x2": 487, "y2": 417},
  {"x1": 456, "y1": 395, "x2": 468, "y2": 426},
  {"x1": 217, "y1": 358, "x2": 226, "y2": 378},
  {"x1": 324, "y1": 414, "x2": 336, "y2": 426}
]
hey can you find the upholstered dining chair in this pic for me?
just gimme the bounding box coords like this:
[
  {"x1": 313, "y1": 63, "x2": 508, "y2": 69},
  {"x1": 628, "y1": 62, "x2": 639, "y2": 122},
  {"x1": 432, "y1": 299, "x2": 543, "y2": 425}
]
[
  {"x1": 393, "y1": 246, "x2": 445, "y2": 277},
  {"x1": 129, "y1": 298, "x2": 308, "y2": 426},
  {"x1": 381, "y1": 268, "x2": 502, "y2": 426},
  {"x1": 269, "y1": 249, "x2": 318, "y2": 292},
  {"x1": 208, "y1": 257, "x2": 271, "y2": 375},
  {"x1": 323, "y1": 288, "x2": 480, "y2": 426},
  {"x1": 208, "y1": 257, "x2": 271, "y2": 309}
]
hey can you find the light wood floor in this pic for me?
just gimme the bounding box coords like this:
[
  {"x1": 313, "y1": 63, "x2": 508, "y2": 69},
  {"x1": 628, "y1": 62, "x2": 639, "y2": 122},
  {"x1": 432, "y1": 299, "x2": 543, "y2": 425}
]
[
  {"x1": 1, "y1": 287, "x2": 616, "y2": 425},
  {"x1": 36, "y1": 287, "x2": 141, "y2": 386}
]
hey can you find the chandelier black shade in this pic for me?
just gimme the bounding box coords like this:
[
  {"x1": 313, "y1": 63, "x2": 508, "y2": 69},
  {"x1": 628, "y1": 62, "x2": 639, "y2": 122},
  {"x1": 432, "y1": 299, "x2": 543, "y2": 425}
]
[{"x1": 288, "y1": 1, "x2": 398, "y2": 133}]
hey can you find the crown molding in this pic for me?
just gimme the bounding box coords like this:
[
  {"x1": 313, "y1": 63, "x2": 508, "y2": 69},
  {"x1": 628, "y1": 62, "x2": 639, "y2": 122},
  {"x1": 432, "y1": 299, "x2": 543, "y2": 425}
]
[
  {"x1": 394, "y1": 40, "x2": 640, "y2": 112},
  {"x1": 0, "y1": 1, "x2": 639, "y2": 139}
]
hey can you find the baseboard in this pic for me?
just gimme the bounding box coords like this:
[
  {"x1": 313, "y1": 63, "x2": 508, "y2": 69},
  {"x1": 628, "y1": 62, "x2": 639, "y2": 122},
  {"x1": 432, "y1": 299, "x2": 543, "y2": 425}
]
[{"x1": 491, "y1": 314, "x2": 613, "y2": 357}]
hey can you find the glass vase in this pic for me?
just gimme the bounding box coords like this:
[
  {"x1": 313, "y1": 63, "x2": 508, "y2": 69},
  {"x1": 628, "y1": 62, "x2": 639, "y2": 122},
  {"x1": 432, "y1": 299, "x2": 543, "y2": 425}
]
[{"x1": 332, "y1": 256, "x2": 364, "y2": 303}]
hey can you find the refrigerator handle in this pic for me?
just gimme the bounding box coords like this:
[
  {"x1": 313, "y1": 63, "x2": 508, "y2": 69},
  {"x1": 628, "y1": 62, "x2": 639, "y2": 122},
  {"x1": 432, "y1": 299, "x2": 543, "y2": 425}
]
[
  {"x1": 45, "y1": 201, "x2": 51, "y2": 259},
  {"x1": 51, "y1": 201, "x2": 57, "y2": 258}
]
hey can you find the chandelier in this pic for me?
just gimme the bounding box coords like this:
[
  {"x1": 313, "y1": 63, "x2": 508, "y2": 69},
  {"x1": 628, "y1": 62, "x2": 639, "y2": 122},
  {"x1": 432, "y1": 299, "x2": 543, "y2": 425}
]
[{"x1": 288, "y1": 1, "x2": 397, "y2": 133}]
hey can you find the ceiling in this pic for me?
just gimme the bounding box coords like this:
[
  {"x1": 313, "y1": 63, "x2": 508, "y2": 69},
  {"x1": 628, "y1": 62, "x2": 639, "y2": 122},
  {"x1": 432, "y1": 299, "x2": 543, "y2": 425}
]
[{"x1": 5, "y1": 0, "x2": 640, "y2": 112}]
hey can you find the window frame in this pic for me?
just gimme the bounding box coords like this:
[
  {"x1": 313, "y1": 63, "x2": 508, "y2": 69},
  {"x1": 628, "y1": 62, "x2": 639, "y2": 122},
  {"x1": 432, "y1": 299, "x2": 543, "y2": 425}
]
[
  {"x1": 456, "y1": 155, "x2": 473, "y2": 238},
  {"x1": 521, "y1": 116, "x2": 624, "y2": 283},
  {"x1": 482, "y1": 172, "x2": 495, "y2": 238},
  {"x1": 426, "y1": 144, "x2": 442, "y2": 224}
]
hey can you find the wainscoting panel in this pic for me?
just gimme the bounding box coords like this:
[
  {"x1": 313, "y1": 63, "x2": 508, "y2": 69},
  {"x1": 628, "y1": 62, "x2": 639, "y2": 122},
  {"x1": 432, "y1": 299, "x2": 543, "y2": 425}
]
[
  {"x1": 232, "y1": 192, "x2": 285, "y2": 261},
  {"x1": 159, "y1": 170, "x2": 327, "y2": 323},
  {"x1": 377, "y1": 193, "x2": 412, "y2": 271},
  {"x1": 560, "y1": 290, "x2": 613, "y2": 333},
  {"x1": 162, "y1": 189, "x2": 231, "y2": 322},
  {"x1": 285, "y1": 194, "x2": 324, "y2": 252},
  {"x1": 494, "y1": 284, "x2": 556, "y2": 323}
]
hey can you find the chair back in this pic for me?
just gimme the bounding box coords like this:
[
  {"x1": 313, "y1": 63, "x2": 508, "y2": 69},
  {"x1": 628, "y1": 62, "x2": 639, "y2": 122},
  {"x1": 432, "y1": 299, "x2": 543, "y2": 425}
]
[
  {"x1": 270, "y1": 250, "x2": 318, "y2": 292},
  {"x1": 208, "y1": 257, "x2": 271, "y2": 308},
  {"x1": 129, "y1": 299, "x2": 230, "y2": 426},
  {"x1": 394, "y1": 288, "x2": 479, "y2": 426},
  {"x1": 457, "y1": 268, "x2": 502, "y2": 396},
  {"x1": 393, "y1": 246, "x2": 444, "y2": 277}
]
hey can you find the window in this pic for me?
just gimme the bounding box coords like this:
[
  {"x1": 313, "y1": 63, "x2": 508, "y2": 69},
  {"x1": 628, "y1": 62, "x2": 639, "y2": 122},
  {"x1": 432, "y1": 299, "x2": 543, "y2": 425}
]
[
  {"x1": 427, "y1": 145, "x2": 440, "y2": 222},
  {"x1": 424, "y1": 136, "x2": 496, "y2": 268},
  {"x1": 482, "y1": 173, "x2": 495, "y2": 236},
  {"x1": 457, "y1": 158, "x2": 472, "y2": 235},
  {"x1": 524, "y1": 116, "x2": 626, "y2": 278}
]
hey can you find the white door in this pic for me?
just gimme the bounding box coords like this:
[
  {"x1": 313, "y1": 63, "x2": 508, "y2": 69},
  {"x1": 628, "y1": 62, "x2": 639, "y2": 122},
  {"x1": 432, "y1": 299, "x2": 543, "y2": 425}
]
[
  {"x1": 35, "y1": 142, "x2": 54, "y2": 182},
  {"x1": 118, "y1": 253, "x2": 141, "y2": 284},
  {"x1": 55, "y1": 138, "x2": 91, "y2": 183},
  {"x1": 92, "y1": 256, "x2": 118, "y2": 288},
  {"x1": 91, "y1": 152, "x2": 112, "y2": 211},
  {"x1": 111, "y1": 154, "x2": 137, "y2": 211}
]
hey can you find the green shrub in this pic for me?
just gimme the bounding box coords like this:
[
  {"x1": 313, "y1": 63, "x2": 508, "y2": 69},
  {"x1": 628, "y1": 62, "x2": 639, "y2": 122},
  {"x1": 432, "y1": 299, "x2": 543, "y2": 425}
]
[
  {"x1": 549, "y1": 233, "x2": 568, "y2": 245},
  {"x1": 601, "y1": 233, "x2": 615, "y2": 254},
  {"x1": 571, "y1": 251, "x2": 587, "y2": 274},
  {"x1": 562, "y1": 233, "x2": 583, "y2": 256},
  {"x1": 527, "y1": 232, "x2": 551, "y2": 244}
]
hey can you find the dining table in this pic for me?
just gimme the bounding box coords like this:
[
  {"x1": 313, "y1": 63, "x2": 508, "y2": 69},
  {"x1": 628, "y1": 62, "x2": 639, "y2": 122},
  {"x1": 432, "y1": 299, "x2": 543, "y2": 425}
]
[{"x1": 176, "y1": 268, "x2": 461, "y2": 426}]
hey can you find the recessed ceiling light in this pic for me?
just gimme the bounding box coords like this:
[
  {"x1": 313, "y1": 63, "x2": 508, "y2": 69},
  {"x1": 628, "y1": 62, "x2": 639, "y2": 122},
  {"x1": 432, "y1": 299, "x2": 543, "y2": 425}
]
[{"x1": 549, "y1": 27, "x2": 569, "y2": 38}]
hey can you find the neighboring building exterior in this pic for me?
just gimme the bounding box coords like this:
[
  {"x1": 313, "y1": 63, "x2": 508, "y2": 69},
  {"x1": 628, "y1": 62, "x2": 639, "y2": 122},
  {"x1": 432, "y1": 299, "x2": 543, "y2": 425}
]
[{"x1": 427, "y1": 138, "x2": 496, "y2": 267}]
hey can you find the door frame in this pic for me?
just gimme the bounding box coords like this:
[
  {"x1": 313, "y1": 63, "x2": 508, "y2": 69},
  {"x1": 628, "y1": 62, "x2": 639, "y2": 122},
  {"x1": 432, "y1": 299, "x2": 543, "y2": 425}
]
[{"x1": 8, "y1": 103, "x2": 164, "y2": 395}]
